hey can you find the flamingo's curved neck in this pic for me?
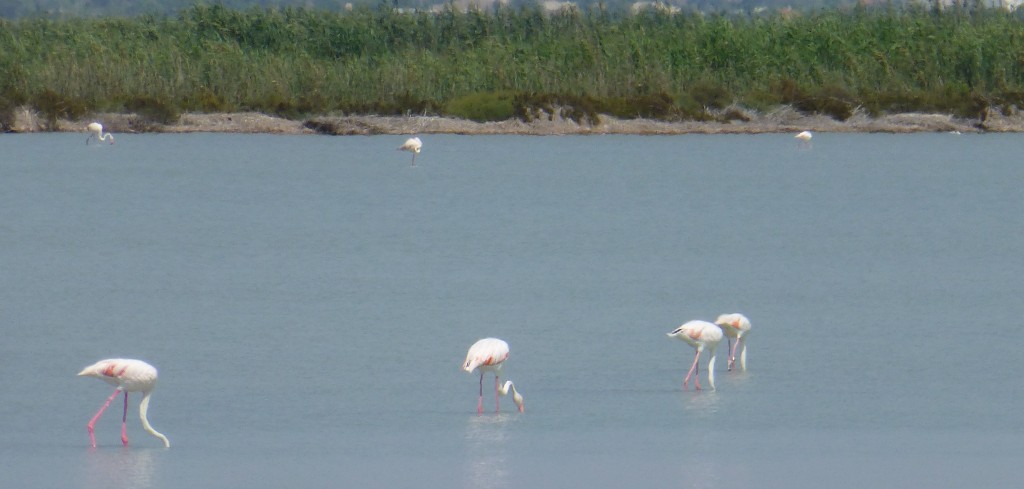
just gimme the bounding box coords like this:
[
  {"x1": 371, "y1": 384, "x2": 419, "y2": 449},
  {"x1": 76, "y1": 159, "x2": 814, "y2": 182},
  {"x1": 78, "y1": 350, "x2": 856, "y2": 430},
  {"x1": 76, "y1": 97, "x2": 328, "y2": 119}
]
[
  {"x1": 138, "y1": 391, "x2": 170, "y2": 448},
  {"x1": 499, "y1": 381, "x2": 524, "y2": 412},
  {"x1": 706, "y1": 353, "x2": 717, "y2": 390},
  {"x1": 738, "y1": 337, "x2": 747, "y2": 371}
]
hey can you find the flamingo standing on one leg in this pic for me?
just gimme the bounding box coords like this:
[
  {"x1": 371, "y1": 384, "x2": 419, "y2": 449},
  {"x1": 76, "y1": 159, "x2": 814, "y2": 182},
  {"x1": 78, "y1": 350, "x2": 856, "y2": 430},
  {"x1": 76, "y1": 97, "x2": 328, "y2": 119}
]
[
  {"x1": 795, "y1": 130, "x2": 812, "y2": 148},
  {"x1": 78, "y1": 358, "x2": 169, "y2": 448},
  {"x1": 463, "y1": 338, "x2": 525, "y2": 414},
  {"x1": 715, "y1": 313, "x2": 751, "y2": 371},
  {"x1": 398, "y1": 137, "x2": 422, "y2": 165},
  {"x1": 667, "y1": 320, "x2": 723, "y2": 391},
  {"x1": 86, "y1": 122, "x2": 115, "y2": 145}
]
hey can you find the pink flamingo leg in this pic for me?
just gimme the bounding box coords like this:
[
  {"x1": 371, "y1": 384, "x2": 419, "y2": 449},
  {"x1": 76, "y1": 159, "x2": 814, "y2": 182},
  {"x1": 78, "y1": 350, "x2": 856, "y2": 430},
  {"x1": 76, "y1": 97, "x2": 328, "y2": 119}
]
[
  {"x1": 494, "y1": 375, "x2": 501, "y2": 414},
  {"x1": 477, "y1": 371, "x2": 485, "y2": 415},
  {"x1": 87, "y1": 388, "x2": 122, "y2": 448},
  {"x1": 728, "y1": 338, "x2": 738, "y2": 371},
  {"x1": 729, "y1": 335, "x2": 737, "y2": 370},
  {"x1": 683, "y1": 350, "x2": 703, "y2": 390},
  {"x1": 724, "y1": 339, "x2": 733, "y2": 370},
  {"x1": 121, "y1": 391, "x2": 130, "y2": 446}
]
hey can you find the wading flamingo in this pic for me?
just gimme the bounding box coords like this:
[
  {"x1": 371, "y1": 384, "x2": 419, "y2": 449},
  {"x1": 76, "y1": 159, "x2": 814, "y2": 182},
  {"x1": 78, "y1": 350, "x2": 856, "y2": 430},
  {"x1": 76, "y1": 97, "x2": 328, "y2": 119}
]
[
  {"x1": 78, "y1": 359, "x2": 169, "y2": 448},
  {"x1": 667, "y1": 321, "x2": 723, "y2": 391},
  {"x1": 715, "y1": 313, "x2": 751, "y2": 371},
  {"x1": 86, "y1": 122, "x2": 115, "y2": 145},
  {"x1": 463, "y1": 338, "x2": 524, "y2": 414},
  {"x1": 398, "y1": 137, "x2": 422, "y2": 165},
  {"x1": 795, "y1": 130, "x2": 812, "y2": 148}
]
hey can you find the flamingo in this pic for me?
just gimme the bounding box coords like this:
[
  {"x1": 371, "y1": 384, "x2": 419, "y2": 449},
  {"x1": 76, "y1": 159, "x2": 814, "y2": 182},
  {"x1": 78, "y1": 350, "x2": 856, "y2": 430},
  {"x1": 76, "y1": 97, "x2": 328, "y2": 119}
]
[
  {"x1": 667, "y1": 320, "x2": 723, "y2": 391},
  {"x1": 463, "y1": 338, "x2": 525, "y2": 414},
  {"x1": 715, "y1": 313, "x2": 751, "y2": 371},
  {"x1": 78, "y1": 358, "x2": 169, "y2": 448},
  {"x1": 397, "y1": 137, "x2": 422, "y2": 165},
  {"x1": 795, "y1": 130, "x2": 812, "y2": 148},
  {"x1": 86, "y1": 122, "x2": 115, "y2": 145}
]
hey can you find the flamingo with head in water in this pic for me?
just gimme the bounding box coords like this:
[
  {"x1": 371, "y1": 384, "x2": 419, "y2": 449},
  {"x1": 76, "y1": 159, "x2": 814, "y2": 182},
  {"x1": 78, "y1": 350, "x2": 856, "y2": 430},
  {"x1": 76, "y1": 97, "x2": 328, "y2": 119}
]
[
  {"x1": 86, "y1": 122, "x2": 115, "y2": 145},
  {"x1": 667, "y1": 320, "x2": 723, "y2": 391},
  {"x1": 78, "y1": 358, "x2": 169, "y2": 448},
  {"x1": 715, "y1": 313, "x2": 751, "y2": 371},
  {"x1": 463, "y1": 338, "x2": 524, "y2": 414}
]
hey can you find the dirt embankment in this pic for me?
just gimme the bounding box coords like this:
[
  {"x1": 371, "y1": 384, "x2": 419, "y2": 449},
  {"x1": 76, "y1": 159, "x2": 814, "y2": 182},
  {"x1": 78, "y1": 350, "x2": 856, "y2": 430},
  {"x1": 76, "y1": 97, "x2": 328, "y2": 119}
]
[{"x1": 11, "y1": 105, "x2": 1024, "y2": 136}]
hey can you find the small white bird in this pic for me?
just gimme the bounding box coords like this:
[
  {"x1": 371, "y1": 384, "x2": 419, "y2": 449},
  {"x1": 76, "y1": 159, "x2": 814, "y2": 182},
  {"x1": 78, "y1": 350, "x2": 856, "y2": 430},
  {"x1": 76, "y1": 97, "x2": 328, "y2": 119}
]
[
  {"x1": 463, "y1": 338, "x2": 524, "y2": 414},
  {"x1": 715, "y1": 313, "x2": 751, "y2": 371},
  {"x1": 667, "y1": 321, "x2": 724, "y2": 391},
  {"x1": 78, "y1": 358, "x2": 169, "y2": 448},
  {"x1": 86, "y1": 122, "x2": 115, "y2": 145},
  {"x1": 795, "y1": 130, "x2": 812, "y2": 148},
  {"x1": 398, "y1": 137, "x2": 422, "y2": 165}
]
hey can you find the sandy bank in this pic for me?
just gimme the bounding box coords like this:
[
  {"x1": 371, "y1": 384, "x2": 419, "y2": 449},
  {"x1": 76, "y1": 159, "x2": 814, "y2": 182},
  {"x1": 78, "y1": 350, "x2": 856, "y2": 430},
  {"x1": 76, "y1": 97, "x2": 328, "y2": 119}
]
[{"x1": 11, "y1": 105, "x2": 1024, "y2": 135}]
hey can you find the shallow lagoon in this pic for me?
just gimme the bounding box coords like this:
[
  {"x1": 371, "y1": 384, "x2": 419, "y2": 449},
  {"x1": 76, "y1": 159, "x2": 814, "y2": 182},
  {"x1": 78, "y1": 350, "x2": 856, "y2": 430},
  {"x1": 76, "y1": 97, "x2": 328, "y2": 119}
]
[{"x1": 1, "y1": 132, "x2": 1020, "y2": 488}]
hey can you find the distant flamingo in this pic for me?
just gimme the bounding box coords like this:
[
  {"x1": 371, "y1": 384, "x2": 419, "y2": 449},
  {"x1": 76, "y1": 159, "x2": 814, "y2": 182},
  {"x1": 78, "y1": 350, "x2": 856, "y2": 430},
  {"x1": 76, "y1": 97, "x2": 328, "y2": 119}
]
[
  {"x1": 795, "y1": 130, "x2": 812, "y2": 148},
  {"x1": 715, "y1": 313, "x2": 751, "y2": 371},
  {"x1": 78, "y1": 359, "x2": 169, "y2": 448},
  {"x1": 463, "y1": 338, "x2": 524, "y2": 414},
  {"x1": 86, "y1": 122, "x2": 115, "y2": 145},
  {"x1": 398, "y1": 136, "x2": 422, "y2": 165},
  {"x1": 667, "y1": 320, "x2": 723, "y2": 391}
]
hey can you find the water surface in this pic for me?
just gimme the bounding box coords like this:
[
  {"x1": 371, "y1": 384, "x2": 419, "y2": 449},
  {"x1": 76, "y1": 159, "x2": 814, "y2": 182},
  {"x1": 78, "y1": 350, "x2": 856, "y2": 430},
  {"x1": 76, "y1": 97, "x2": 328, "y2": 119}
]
[{"x1": 1, "y1": 131, "x2": 1021, "y2": 488}]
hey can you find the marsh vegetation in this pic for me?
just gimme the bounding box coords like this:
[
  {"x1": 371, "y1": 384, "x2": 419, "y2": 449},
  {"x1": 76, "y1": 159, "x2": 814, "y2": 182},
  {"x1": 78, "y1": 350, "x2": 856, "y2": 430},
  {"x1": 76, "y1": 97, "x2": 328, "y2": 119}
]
[{"x1": 3, "y1": 3, "x2": 1024, "y2": 129}]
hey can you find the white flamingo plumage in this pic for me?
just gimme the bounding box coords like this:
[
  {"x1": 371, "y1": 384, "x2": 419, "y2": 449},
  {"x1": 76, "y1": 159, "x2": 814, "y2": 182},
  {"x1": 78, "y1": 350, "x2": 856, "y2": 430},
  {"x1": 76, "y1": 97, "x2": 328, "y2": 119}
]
[
  {"x1": 398, "y1": 136, "x2": 422, "y2": 165},
  {"x1": 667, "y1": 320, "x2": 724, "y2": 391},
  {"x1": 86, "y1": 122, "x2": 115, "y2": 145},
  {"x1": 715, "y1": 313, "x2": 751, "y2": 371},
  {"x1": 795, "y1": 130, "x2": 812, "y2": 148},
  {"x1": 462, "y1": 338, "x2": 524, "y2": 414},
  {"x1": 78, "y1": 358, "x2": 169, "y2": 448}
]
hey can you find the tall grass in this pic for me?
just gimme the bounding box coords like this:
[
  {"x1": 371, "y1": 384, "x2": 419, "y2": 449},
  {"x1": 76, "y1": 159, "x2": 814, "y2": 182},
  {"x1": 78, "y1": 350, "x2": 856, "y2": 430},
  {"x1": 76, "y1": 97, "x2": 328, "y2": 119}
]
[{"x1": 3, "y1": 3, "x2": 1024, "y2": 123}]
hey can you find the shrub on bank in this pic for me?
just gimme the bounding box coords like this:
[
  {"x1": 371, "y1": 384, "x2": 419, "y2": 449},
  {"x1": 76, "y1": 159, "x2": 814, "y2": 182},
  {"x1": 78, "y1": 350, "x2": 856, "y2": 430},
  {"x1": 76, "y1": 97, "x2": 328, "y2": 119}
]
[{"x1": 444, "y1": 92, "x2": 516, "y2": 122}]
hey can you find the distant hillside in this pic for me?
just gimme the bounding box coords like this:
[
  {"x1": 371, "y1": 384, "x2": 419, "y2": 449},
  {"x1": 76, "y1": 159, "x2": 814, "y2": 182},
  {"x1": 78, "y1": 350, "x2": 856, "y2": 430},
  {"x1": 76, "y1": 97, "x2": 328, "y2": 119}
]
[{"x1": 1, "y1": 0, "x2": 855, "y2": 19}]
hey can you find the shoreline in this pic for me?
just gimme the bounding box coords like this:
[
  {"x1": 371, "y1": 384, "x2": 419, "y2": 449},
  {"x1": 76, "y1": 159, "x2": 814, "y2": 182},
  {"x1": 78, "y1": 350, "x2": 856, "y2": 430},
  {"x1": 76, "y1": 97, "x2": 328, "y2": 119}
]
[{"x1": 12, "y1": 105, "x2": 1024, "y2": 135}]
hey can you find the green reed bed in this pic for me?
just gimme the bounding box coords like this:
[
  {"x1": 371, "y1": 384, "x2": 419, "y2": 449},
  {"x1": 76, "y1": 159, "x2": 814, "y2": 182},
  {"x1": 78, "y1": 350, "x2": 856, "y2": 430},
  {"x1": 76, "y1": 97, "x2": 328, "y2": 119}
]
[{"x1": 4, "y1": 3, "x2": 1024, "y2": 127}]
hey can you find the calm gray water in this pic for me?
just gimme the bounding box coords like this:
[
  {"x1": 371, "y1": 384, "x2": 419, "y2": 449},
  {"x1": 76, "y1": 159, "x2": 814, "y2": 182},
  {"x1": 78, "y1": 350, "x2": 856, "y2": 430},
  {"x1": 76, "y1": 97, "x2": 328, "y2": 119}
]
[{"x1": 1, "y1": 131, "x2": 1021, "y2": 488}]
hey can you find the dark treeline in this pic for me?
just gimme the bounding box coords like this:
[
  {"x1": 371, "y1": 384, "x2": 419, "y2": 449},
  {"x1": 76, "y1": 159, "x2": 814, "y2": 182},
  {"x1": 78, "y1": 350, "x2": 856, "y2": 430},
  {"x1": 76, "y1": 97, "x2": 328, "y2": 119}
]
[{"x1": 3, "y1": 3, "x2": 1024, "y2": 127}]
